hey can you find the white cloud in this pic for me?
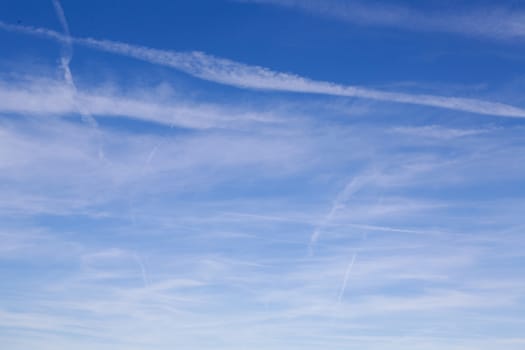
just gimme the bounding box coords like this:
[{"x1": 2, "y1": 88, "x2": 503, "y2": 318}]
[
  {"x1": 2, "y1": 20, "x2": 525, "y2": 118},
  {"x1": 391, "y1": 125, "x2": 489, "y2": 139},
  {"x1": 245, "y1": 0, "x2": 525, "y2": 41},
  {"x1": 0, "y1": 78, "x2": 278, "y2": 129}
]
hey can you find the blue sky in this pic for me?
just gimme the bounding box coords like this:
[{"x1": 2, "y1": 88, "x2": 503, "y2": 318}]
[{"x1": 1, "y1": 1, "x2": 525, "y2": 349}]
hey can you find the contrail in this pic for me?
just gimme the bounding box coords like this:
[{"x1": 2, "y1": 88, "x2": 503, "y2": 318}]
[
  {"x1": 2, "y1": 20, "x2": 525, "y2": 118},
  {"x1": 309, "y1": 175, "x2": 368, "y2": 254},
  {"x1": 335, "y1": 229, "x2": 369, "y2": 306},
  {"x1": 133, "y1": 253, "x2": 150, "y2": 288},
  {"x1": 336, "y1": 230, "x2": 368, "y2": 303},
  {"x1": 51, "y1": 0, "x2": 72, "y2": 64},
  {"x1": 49, "y1": 1, "x2": 97, "y2": 127},
  {"x1": 337, "y1": 251, "x2": 357, "y2": 303}
]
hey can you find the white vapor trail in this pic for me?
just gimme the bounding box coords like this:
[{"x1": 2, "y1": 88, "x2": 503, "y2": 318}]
[
  {"x1": 338, "y1": 252, "x2": 357, "y2": 303},
  {"x1": 311, "y1": 176, "x2": 371, "y2": 304},
  {"x1": 51, "y1": 0, "x2": 72, "y2": 62},
  {"x1": 309, "y1": 175, "x2": 368, "y2": 253},
  {"x1": 49, "y1": 1, "x2": 97, "y2": 127},
  {"x1": 2, "y1": 20, "x2": 525, "y2": 118},
  {"x1": 133, "y1": 253, "x2": 150, "y2": 288}
]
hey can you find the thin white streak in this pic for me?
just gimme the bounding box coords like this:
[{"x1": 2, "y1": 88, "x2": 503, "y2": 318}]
[
  {"x1": 145, "y1": 112, "x2": 178, "y2": 167},
  {"x1": 51, "y1": 0, "x2": 70, "y2": 36},
  {"x1": 391, "y1": 125, "x2": 489, "y2": 139},
  {"x1": 309, "y1": 175, "x2": 369, "y2": 253},
  {"x1": 133, "y1": 253, "x2": 150, "y2": 288},
  {"x1": 51, "y1": 0, "x2": 72, "y2": 71},
  {"x1": 0, "y1": 81, "x2": 276, "y2": 129},
  {"x1": 2, "y1": 21, "x2": 525, "y2": 118},
  {"x1": 49, "y1": 1, "x2": 98, "y2": 127},
  {"x1": 146, "y1": 146, "x2": 158, "y2": 165},
  {"x1": 337, "y1": 252, "x2": 357, "y2": 303},
  {"x1": 246, "y1": 0, "x2": 525, "y2": 41}
]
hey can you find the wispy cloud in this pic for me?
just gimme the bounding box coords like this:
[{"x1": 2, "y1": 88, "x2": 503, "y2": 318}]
[
  {"x1": 0, "y1": 77, "x2": 278, "y2": 129},
  {"x1": 391, "y1": 125, "x2": 489, "y2": 139},
  {"x1": 2, "y1": 109, "x2": 525, "y2": 349},
  {"x1": 243, "y1": 0, "x2": 525, "y2": 41},
  {"x1": 1, "y1": 20, "x2": 525, "y2": 118}
]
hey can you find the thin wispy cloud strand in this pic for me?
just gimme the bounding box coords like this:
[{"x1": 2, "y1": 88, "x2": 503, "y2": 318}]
[
  {"x1": 51, "y1": 0, "x2": 72, "y2": 59},
  {"x1": 0, "y1": 78, "x2": 277, "y2": 129},
  {"x1": 1, "y1": 20, "x2": 525, "y2": 118},
  {"x1": 309, "y1": 173, "x2": 376, "y2": 251},
  {"x1": 50, "y1": 0, "x2": 98, "y2": 127},
  {"x1": 245, "y1": 0, "x2": 525, "y2": 41},
  {"x1": 337, "y1": 252, "x2": 357, "y2": 303}
]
